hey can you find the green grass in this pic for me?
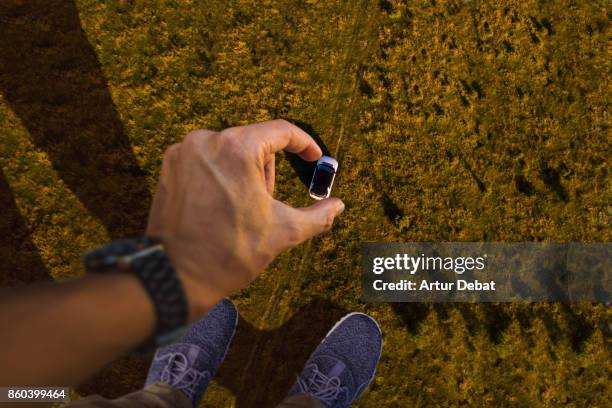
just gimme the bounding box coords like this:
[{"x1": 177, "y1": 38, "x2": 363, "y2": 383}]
[{"x1": 0, "y1": 0, "x2": 610, "y2": 406}]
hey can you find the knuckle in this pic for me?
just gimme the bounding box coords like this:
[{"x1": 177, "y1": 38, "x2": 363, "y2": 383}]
[
  {"x1": 271, "y1": 118, "x2": 290, "y2": 129},
  {"x1": 183, "y1": 130, "x2": 203, "y2": 147},
  {"x1": 322, "y1": 211, "x2": 335, "y2": 231},
  {"x1": 183, "y1": 129, "x2": 216, "y2": 145},
  {"x1": 219, "y1": 132, "x2": 246, "y2": 158},
  {"x1": 220, "y1": 125, "x2": 243, "y2": 138}
]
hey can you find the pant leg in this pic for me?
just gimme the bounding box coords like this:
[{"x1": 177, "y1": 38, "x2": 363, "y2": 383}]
[
  {"x1": 64, "y1": 383, "x2": 192, "y2": 408},
  {"x1": 275, "y1": 393, "x2": 325, "y2": 408}
]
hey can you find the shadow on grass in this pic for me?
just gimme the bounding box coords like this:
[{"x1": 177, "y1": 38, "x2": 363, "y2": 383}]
[
  {"x1": 283, "y1": 119, "x2": 331, "y2": 189},
  {"x1": 217, "y1": 298, "x2": 349, "y2": 407},
  {"x1": 0, "y1": 0, "x2": 151, "y2": 239},
  {"x1": 392, "y1": 302, "x2": 597, "y2": 353},
  {"x1": 380, "y1": 192, "x2": 404, "y2": 225},
  {"x1": 0, "y1": 171, "x2": 51, "y2": 286},
  {"x1": 0, "y1": 4, "x2": 348, "y2": 401},
  {"x1": 76, "y1": 299, "x2": 350, "y2": 405},
  {"x1": 0, "y1": 1, "x2": 602, "y2": 404},
  {"x1": 0, "y1": 0, "x2": 152, "y2": 397}
]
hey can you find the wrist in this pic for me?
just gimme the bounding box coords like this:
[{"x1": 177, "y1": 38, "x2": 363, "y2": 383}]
[
  {"x1": 176, "y1": 270, "x2": 219, "y2": 322},
  {"x1": 84, "y1": 237, "x2": 191, "y2": 351}
]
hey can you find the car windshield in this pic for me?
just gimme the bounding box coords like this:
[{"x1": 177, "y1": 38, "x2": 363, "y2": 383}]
[{"x1": 311, "y1": 164, "x2": 334, "y2": 196}]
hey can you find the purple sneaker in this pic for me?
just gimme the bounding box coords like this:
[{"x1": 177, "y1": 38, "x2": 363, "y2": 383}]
[
  {"x1": 288, "y1": 312, "x2": 383, "y2": 408},
  {"x1": 145, "y1": 298, "x2": 238, "y2": 406}
]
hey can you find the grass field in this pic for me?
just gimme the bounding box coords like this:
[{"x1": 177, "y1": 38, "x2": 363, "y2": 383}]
[{"x1": 0, "y1": 0, "x2": 610, "y2": 406}]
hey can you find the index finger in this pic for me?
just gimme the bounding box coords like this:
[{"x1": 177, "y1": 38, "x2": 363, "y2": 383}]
[{"x1": 246, "y1": 119, "x2": 323, "y2": 161}]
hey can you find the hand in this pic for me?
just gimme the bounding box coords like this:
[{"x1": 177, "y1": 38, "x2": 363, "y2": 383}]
[{"x1": 146, "y1": 120, "x2": 345, "y2": 319}]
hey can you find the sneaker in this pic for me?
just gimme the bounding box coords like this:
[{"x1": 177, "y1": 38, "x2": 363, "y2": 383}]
[
  {"x1": 145, "y1": 298, "x2": 238, "y2": 407},
  {"x1": 288, "y1": 312, "x2": 383, "y2": 408}
]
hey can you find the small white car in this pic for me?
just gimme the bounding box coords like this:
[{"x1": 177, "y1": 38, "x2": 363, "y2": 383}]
[{"x1": 309, "y1": 156, "x2": 338, "y2": 200}]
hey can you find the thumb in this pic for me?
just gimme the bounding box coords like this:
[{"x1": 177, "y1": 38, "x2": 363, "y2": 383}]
[{"x1": 285, "y1": 198, "x2": 345, "y2": 245}]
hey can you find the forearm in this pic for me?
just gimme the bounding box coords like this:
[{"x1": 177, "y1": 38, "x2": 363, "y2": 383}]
[{"x1": 0, "y1": 274, "x2": 155, "y2": 386}]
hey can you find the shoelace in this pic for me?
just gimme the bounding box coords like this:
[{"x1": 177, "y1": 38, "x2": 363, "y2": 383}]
[
  {"x1": 155, "y1": 351, "x2": 210, "y2": 396},
  {"x1": 297, "y1": 363, "x2": 346, "y2": 406}
]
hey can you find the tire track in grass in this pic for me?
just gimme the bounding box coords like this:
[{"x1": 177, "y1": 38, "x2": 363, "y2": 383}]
[
  {"x1": 264, "y1": 0, "x2": 369, "y2": 326},
  {"x1": 262, "y1": 0, "x2": 369, "y2": 325},
  {"x1": 229, "y1": 2, "x2": 370, "y2": 398},
  {"x1": 239, "y1": 1, "x2": 381, "y2": 405},
  {"x1": 279, "y1": 0, "x2": 380, "y2": 317},
  {"x1": 245, "y1": 1, "x2": 367, "y2": 327}
]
